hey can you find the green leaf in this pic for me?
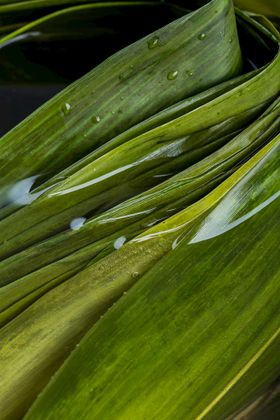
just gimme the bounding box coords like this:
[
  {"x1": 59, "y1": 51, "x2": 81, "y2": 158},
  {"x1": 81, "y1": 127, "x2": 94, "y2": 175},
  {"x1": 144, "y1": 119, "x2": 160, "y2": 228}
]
[
  {"x1": 233, "y1": 380, "x2": 280, "y2": 419},
  {"x1": 23, "y1": 135, "x2": 280, "y2": 419},
  {"x1": 0, "y1": 2, "x2": 179, "y2": 135},
  {"x1": 234, "y1": 0, "x2": 280, "y2": 21},
  {"x1": 0, "y1": 0, "x2": 241, "y2": 189},
  {"x1": 0, "y1": 2, "x2": 279, "y2": 419},
  {"x1": 0, "y1": 0, "x2": 100, "y2": 34},
  {"x1": 0, "y1": 95, "x2": 279, "y2": 327},
  {"x1": 0, "y1": 135, "x2": 278, "y2": 419},
  {"x1": 1, "y1": 7, "x2": 279, "y2": 261}
]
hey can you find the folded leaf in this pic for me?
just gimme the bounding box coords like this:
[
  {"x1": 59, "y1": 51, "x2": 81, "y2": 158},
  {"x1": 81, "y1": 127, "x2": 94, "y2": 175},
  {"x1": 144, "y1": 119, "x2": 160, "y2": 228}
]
[
  {"x1": 234, "y1": 0, "x2": 280, "y2": 23},
  {"x1": 24, "y1": 135, "x2": 280, "y2": 420},
  {"x1": 0, "y1": 2, "x2": 279, "y2": 419},
  {"x1": 233, "y1": 379, "x2": 280, "y2": 419},
  {"x1": 0, "y1": 96, "x2": 278, "y2": 326},
  {"x1": 0, "y1": 0, "x2": 241, "y2": 191},
  {"x1": 0, "y1": 135, "x2": 278, "y2": 419},
  {"x1": 0, "y1": 2, "x2": 179, "y2": 135},
  {"x1": 1, "y1": 6, "x2": 279, "y2": 263}
]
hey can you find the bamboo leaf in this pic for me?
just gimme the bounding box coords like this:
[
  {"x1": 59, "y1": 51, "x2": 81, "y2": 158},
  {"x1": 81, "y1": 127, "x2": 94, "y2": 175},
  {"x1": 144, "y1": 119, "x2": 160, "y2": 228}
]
[
  {"x1": 0, "y1": 7, "x2": 279, "y2": 260},
  {"x1": 0, "y1": 136, "x2": 278, "y2": 419},
  {"x1": 0, "y1": 2, "x2": 179, "y2": 135},
  {"x1": 0, "y1": 0, "x2": 241, "y2": 189},
  {"x1": 0, "y1": 2, "x2": 279, "y2": 419},
  {"x1": 234, "y1": 0, "x2": 280, "y2": 22},
  {"x1": 22, "y1": 135, "x2": 280, "y2": 420},
  {"x1": 233, "y1": 379, "x2": 280, "y2": 419},
  {"x1": 0, "y1": 95, "x2": 279, "y2": 328}
]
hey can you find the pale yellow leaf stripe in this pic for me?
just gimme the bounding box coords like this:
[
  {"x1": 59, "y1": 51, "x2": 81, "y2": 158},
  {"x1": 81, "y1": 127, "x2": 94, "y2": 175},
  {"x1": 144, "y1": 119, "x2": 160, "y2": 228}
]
[{"x1": 196, "y1": 325, "x2": 280, "y2": 419}]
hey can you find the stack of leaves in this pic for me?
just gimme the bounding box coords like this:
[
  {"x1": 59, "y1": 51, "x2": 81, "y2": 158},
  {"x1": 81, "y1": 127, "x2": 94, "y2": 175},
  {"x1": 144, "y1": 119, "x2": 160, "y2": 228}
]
[{"x1": 0, "y1": 1, "x2": 279, "y2": 419}]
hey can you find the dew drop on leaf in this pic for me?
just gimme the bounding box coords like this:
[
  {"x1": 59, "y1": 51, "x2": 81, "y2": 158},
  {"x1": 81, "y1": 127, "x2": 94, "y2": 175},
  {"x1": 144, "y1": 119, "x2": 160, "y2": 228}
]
[
  {"x1": 198, "y1": 33, "x2": 206, "y2": 40},
  {"x1": 148, "y1": 36, "x2": 159, "y2": 49},
  {"x1": 61, "y1": 103, "x2": 71, "y2": 116},
  {"x1": 92, "y1": 115, "x2": 101, "y2": 124},
  {"x1": 114, "y1": 236, "x2": 126, "y2": 250},
  {"x1": 70, "y1": 217, "x2": 86, "y2": 231},
  {"x1": 167, "y1": 70, "x2": 178, "y2": 80}
]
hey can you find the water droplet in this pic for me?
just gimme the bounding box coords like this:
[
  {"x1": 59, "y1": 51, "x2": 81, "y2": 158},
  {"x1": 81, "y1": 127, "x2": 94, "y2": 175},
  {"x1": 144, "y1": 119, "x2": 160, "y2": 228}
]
[
  {"x1": 198, "y1": 33, "x2": 206, "y2": 40},
  {"x1": 167, "y1": 70, "x2": 178, "y2": 81},
  {"x1": 120, "y1": 96, "x2": 124, "y2": 100},
  {"x1": 148, "y1": 36, "x2": 159, "y2": 49},
  {"x1": 92, "y1": 115, "x2": 101, "y2": 124},
  {"x1": 70, "y1": 217, "x2": 86, "y2": 231},
  {"x1": 114, "y1": 236, "x2": 126, "y2": 250},
  {"x1": 7, "y1": 176, "x2": 38, "y2": 206},
  {"x1": 61, "y1": 102, "x2": 71, "y2": 116},
  {"x1": 229, "y1": 38, "x2": 233, "y2": 43},
  {"x1": 186, "y1": 70, "x2": 193, "y2": 77},
  {"x1": 132, "y1": 272, "x2": 140, "y2": 279}
]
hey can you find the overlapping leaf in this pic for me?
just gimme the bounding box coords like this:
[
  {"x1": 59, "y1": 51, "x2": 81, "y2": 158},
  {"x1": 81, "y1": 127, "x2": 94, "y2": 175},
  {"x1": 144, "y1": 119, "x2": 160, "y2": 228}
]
[
  {"x1": 23, "y1": 136, "x2": 280, "y2": 420},
  {"x1": 0, "y1": 95, "x2": 279, "y2": 328},
  {"x1": 0, "y1": 1, "x2": 279, "y2": 419},
  {"x1": 0, "y1": 135, "x2": 278, "y2": 419},
  {"x1": 0, "y1": 6, "x2": 279, "y2": 262}
]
